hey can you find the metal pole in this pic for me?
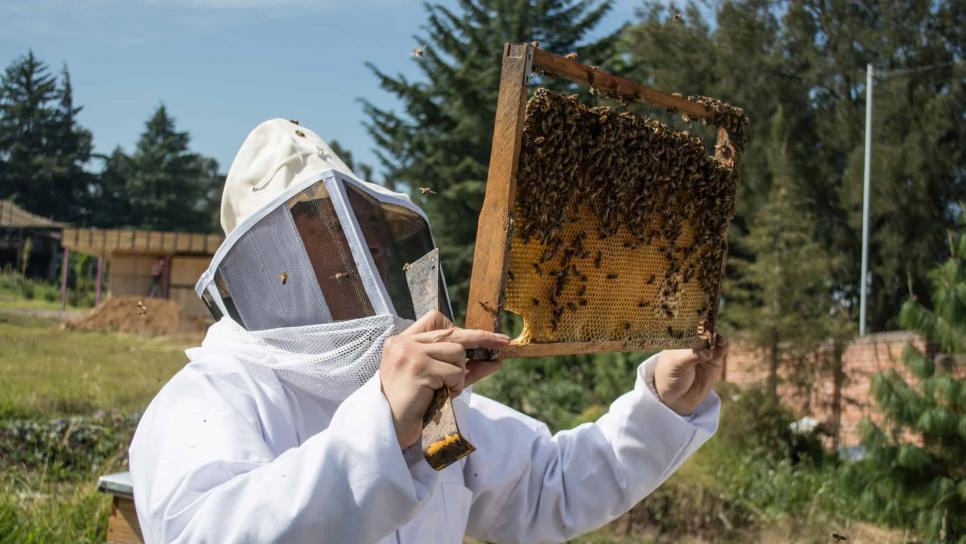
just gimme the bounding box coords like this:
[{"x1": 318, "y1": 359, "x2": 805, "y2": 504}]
[
  {"x1": 95, "y1": 255, "x2": 104, "y2": 306},
  {"x1": 859, "y1": 63, "x2": 873, "y2": 336}
]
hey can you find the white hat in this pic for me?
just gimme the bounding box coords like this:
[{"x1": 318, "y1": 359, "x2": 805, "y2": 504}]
[{"x1": 220, "y1": 119, "x2": 356, "y2": 235}]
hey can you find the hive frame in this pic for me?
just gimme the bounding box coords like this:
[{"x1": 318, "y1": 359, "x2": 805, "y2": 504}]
[{"x1": 465, "y1": 42, "x2": 738, "y2": 358}]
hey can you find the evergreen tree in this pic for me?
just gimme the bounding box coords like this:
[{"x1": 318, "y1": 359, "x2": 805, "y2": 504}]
[
  {"x1": 329, "y1": 139, "x2": 374, "y2": 181},
  {"x1": 725, "y1": 107, "x2": 847, "y2": 397},
  {"x1": 851, "y1": 227, "x2": 966, "y2": 542},
  {"x1": 0, "y1": 52, "x2": 92, "y2": 223},
  {"x1": 96, "y1": 105, "x2": 219, "y2": 232},
  {"x1": 622, "y1": 1, "x2": 965, "y2": 331},
  {"x1": 363, "y1": 0, "x2": 618, "y2": 316}
]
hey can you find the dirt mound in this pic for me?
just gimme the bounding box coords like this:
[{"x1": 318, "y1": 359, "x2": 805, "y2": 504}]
[{"x1": 66, "y1": 296, "x2": 182, "y2": 336}]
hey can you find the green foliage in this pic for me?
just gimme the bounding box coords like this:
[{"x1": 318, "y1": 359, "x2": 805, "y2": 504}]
[
  {"x1": 715, "y1": 383, "x2": 826, "y2": 466},
  {"x1": 94, "y1": 105, "x2": 221, "y2": 232},
  {"x1": 621, "y1": 0, "x2": 964, "y2": 332},
  {"x1": 725, "y1": 107, "x2": 851, "y2": 394},
  {"x1": 363, "y1": 0, "x2": 618, "y2": 316},
  {"x1": 849, "y1": 228, "x2": 966, "y2": 542},
  {"x1": 0, "y1": 51, "x2": 93, "y2": 224},
  {"x1": 0, "y1": 413, "x2": 136, "y2": 482}
]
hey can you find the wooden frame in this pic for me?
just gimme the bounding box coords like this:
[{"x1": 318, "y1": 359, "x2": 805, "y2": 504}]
[{"x1": 465, "y1": 43, "x2": 737, "y2": 358}]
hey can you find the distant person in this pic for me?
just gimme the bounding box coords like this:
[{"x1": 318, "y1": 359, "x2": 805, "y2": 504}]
[
  {"x1": 147, "y1": 257, "x2": 164, "y2": 297},
  {"x1": 129, "y1": 119, "x2": 727, "y2": 543}
]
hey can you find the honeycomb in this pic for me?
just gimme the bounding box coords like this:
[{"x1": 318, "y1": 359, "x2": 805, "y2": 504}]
[{"x1": 505, "y1": 88, "x2": 745, "y2": 349}]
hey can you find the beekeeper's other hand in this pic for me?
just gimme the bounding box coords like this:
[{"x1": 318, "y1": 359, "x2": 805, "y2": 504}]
[
  {"x1": 654, "y1": 335, "x2": 727, "y2": 416},
  {"x1": 380, "y1": 310, "x2": 510, "y2": 448}
]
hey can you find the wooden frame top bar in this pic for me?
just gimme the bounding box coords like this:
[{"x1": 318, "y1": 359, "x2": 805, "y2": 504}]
[{"x1": 530, "y1": 47, "x2": 712, "y2": 120}]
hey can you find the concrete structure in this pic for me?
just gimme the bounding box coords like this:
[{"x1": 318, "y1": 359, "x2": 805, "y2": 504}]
[{"x1": 61, "y1": 228, "x2": 222, "y2": 321}]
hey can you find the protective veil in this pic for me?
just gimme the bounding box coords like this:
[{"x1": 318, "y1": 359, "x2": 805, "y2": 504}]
[{"x1": 195, "y1": 119, "x2": 451, "y2": 400}]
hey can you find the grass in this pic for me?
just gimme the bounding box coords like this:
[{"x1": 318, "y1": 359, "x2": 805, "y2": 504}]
[
  {"x1": 0, "y1": 306, "x2": 195, "y2": 544},
  {"x1": 0, "y1": 310, "x2": 197, "y2": 419}
]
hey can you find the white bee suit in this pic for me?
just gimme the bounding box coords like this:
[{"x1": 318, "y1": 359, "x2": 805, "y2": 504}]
[
  {"x1": 128, "y1": 118, "x2": 720, "y2": 543},
  {"x1": 130, "y1": 320, "x2": 719, "y2": 543}
]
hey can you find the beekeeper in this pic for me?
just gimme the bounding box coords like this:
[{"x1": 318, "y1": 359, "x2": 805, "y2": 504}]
[{"x1": 129, "y1": 119, "x2": 726, "y2": 544}]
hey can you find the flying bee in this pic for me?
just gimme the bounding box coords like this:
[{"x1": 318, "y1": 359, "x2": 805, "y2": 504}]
[
  {"x1": 280, "y1": 272, "x2": 289, "y2": 285},
  {"x1": 136, "y1": 299, "x2": 148, "y2": 318},
  {"x1": 411, "y1": 47, "x2": 425, "y2": 58},
  {"x1": 418, "y1": 187, "x2": 437, "y2": 195}
]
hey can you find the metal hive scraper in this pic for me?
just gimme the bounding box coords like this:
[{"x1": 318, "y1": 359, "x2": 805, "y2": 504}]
[{"x1": 405, "y1": 248, "x2": 476, "y2": 470}]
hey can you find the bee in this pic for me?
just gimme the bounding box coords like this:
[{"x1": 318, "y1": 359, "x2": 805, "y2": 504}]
[
  {"x1": 288, "y1": 119, "x2": 300, "y2": 125},
  {"x1": 646, "y1": 274, "x2": 656, "y2": 285},
  {"x1": 661, "y1": 303, "x2": 674, "y2": 317},
  {"x1": 280, "y1": 272, "x2": 289, "y2": 285},
  {"x1": 411, "y1": 47, "x2": 425, "y2": 58},
  {"x1": 637, "y1": 299, "x2": 649, "y2": 308},
  {"x1": 532, "y1": 263, "x2": 542, "y2": 275},
  {"x1": 418, "y1": 187, "x2": 437, "y2": 196},
  {"x1": 606, "y1": 272, "x2": 618, "y2": 280},
  {"x1": 579, "y1": 298, "x2": 588, "y2": 306},
  {"x1": 507, "y1": 269, "x2": 516, "y2": 282},
  {"x1": 623, "y1": 322, "x2": 631, "y2": 331},
  {"x1": 402, "y1": 263, "x2": 412, "y2": 272},
  {"x1": 331, "y1": 272, "x2": 355, "y2": 280},
  {"x1": 136, "y1": 299, "x2": 148, "y2": 318},
  {"x1": 593, "y1": 250, "x2": 603, "y2": 268},
  {"x1": 564, "y1": 52, "x2": 579, "y2": 61},
  {"x1": 667, "y1": 325, "x2": 675, "y2": 337},
  {"x1": 532, "y1": 298, "x2": 540, "y2": 306},
  {"x1": 566, "y1": 302, "x2": 577, "y2": 311},
  {"x1": 577, "y1": 284, "x2": 586, "y2": 297}
]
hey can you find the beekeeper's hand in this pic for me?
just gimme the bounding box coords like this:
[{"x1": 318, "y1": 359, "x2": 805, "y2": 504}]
[
  {"x1": 653, "y1": 335, "x2": 728, "y2": 416},
  {"x1": 380, "y1": 310, "x2": 510, "y2": 448}
]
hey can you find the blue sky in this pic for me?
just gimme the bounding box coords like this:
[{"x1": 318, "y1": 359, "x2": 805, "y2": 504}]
[{"x1": 1, "y1": 0, "x2": 639, "y2": 177}]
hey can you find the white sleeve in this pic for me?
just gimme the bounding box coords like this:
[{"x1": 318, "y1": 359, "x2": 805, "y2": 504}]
[
  {"x1": 462, "y1": 353, "x2": 719, "y2": 544},
  {"x1": 129, "y1": 362, "x2": 438, "y2": 544}
]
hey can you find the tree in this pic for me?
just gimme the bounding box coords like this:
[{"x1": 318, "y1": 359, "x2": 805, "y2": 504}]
[
  {"x1": 329, "y1": 139, "x2": 374, "y2": 181},
  {"x1": 621, "y1": 0, "x2": 965, "y2": 331},
  {"x1": 95, "y1": 105, "x2": 220, "y2": 232},
  {"x1": 0, "y1": 52, "x2": 92, "y2": 223},
  {"x1": 851, "y1": 227, "x2": 966, "y2": 542},
  {"x1": 725, "y1": 107, "x2": 848, "y2": 398},
  {"x1": 363, "y1": 0, "x2": 618, "y2": 317}
]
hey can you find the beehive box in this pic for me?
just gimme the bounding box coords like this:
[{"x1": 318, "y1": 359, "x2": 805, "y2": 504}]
[{"x1": 466, "y1": 43, "x2": 747, "y2": 357}]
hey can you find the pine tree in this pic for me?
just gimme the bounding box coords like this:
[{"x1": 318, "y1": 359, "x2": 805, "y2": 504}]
[
  {"x1": 0, "y1": 52, "x2": 92, "y2": 223},
  {"x1": 96, "y1": 105, "x2": 219, "y2": 232},
  {"x1": 362, "y1": 0, "x2": 618, "y2": 316},
  {"x1": 725, "y1": 107, "x2": 848, "y2": 397},
  {"x1": 851, "y1": 228, "x2": 965, "y2": 543}
]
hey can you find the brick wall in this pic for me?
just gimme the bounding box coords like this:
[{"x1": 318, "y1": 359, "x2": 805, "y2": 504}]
[{"x1": 722, "y1": 331, "x2": 928, "y2": 449}]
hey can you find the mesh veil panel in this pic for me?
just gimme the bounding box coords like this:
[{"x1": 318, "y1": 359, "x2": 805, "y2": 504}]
[
  {"x1": 343, "y1": 183, "x2": 439, "y2": 321},
  {"x1": 218, "y1": 205, "x2": 332, "y2": 331},
  {"x1": 289, "y1": 184, "x2": 375, "y2": 321}
]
